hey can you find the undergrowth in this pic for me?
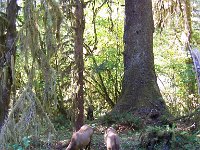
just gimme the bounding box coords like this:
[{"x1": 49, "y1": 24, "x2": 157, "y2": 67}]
[
  {"x1": 6, "y1": 114, "x2": 200, "y2": 150},
  {"x1": 98, "y1": 112, "x2": 142, "y2": 130}
]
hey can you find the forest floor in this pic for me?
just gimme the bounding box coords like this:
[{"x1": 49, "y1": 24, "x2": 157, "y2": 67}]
[
  {"x1": 28, "y1": 113, "x2": 200, "y2": 150},
  {"x1": 51, "y1": 114, "x2": 200, "y2": 150},
  {"x1": 53, "y1": 125, "x2": 144, "y2": 149},
  {"x1": 55, "y1": 124, "x2": 142, "y2": 150}
]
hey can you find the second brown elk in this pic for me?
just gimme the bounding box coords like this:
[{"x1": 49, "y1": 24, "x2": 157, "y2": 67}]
[
  {"x1": 104, "y1": 127, "x2": 120, "y2": 150},
  {"x1": 66, "y1": 124, "x2": 94, "y2": 150}
]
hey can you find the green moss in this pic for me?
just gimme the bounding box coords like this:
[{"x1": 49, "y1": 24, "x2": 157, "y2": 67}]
[{"x1": 99, "y1": 112, "x2": 142, "y2": 129}]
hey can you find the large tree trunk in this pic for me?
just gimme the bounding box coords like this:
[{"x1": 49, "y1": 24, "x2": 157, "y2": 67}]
[
  {"x1": 74, "y1": 0, "x2": 85, "y2": 131},
  {"x1": 114, "y1": 0, "x2": 167, "y2": 117},
  {"x1": 0, "y1": 0, "x2": 17, "y2": 128}
]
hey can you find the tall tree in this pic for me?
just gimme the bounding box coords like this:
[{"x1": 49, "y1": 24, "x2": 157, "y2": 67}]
[
  {"x1": 114, "y1": 0, "x2": 167, "y2": 118},
  {"x1": 74, "y1": 0, "x2": 85, "y2": 131},
  {"x1": 0, "y1": 0, "x2": 17, "y2": 128}
]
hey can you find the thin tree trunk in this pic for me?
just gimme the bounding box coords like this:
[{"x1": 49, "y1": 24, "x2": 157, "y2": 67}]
[
  {"x1": 74, "y1": 0, "x2": 85, "y2": 131},
  {"x1": 0, "y1": 11, "x2": 7, "y2": 113},
  {"x1": 183, "y1": 0, "x2": 192, "y2": 44},
  {"x1": 0, "y1": 0, "x2": 17, "y2": 128},
  {"x1": 183, "y1": 0, "x2": 194, "y2": 93}
]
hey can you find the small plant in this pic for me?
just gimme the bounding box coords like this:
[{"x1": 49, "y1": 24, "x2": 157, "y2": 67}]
[
  {"x1": 173, "y1": 130, "x2": 200, "y2": 149},
  {"x1": 10, "y1": 136, "x2": 30, "y2": 150},
  {"x1": 140, "y1": 125, "x2": 173, "y2": 150},
  {"x1": 140, "y1": 125, "x2": 200, "y2": 150},
  {"x1": 12, "y1": 144, "x2": 23, "y2": 150}
]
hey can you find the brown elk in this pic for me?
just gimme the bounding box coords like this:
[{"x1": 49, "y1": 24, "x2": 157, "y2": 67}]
[
  {"x1": 104, "y1": 127, "x2": 120, "y2": 150},
  {"x1": 66, "y1": 124, "x2": 94, "y2": 150}
]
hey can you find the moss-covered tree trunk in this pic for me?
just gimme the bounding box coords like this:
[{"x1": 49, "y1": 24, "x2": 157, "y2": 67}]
[
  {"x1": 0, "y1": 22, "x2": 6, "y2": 129},
  {"x1": 74, "y1": 0, "x2": 85, "y2": 131},
  {"x1": 182, "y1": 0, "x2": 195, "y2": 96},
  {"x1": 114, "y1": 0, "x2": 167, "y2": 117},
  {"x1": 0, "y1": 0, "x2": 17, "y2": 128}
]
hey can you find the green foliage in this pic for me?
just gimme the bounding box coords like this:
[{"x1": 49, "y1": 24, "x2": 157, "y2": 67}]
[
  {"x1": 154, "y1": 28, "x2": 199, "y2": 116},
  {"x1": 83, "y1": 0, "x2": 124, "y2": 110},
  {"x1": 152, "y1": 0, "x2": 200, "y2": 117},
  {"x1": 173, "y1": 131, "x2": 200, "y2": 149},
  {"x1": 193, "y1": 30, "x2": 200, "y2": 47},
  {"x1": 51, "y1": 114, "x2": 72, "y2": 130},
  {"x1": 8, "y1": 136, "x2": 30, "y2": 150},
  {"x1": 12, "y1": 144, "x2": 23, "y2": 150},
  {"x1": 139, "y1": 125, "x2": 200, "y2": 150}
]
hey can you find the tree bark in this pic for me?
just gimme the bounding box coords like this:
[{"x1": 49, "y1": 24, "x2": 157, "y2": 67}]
[
  {"x1": 114, "y1": 0, "x2": 167, "y2": 116},
  {"x1": 74, "y1": 0, "x2": 85, "y2": 131},
  {"x1": 183, "y1": 0, "x2": 192, "y2": 43},
  {"x1": 0, "y1": 0, "x2": 17, "y2": 128}
]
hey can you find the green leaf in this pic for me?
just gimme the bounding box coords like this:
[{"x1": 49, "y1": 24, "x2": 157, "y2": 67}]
[{"x1": 22, "y1": 136, "x2": 30, "y2": 148}]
